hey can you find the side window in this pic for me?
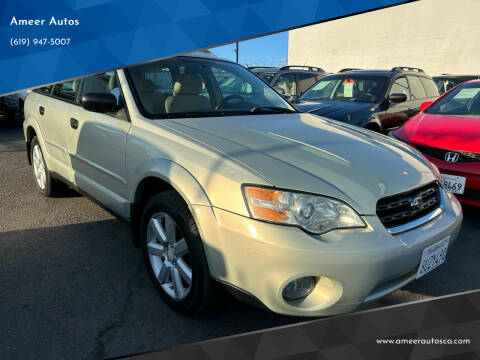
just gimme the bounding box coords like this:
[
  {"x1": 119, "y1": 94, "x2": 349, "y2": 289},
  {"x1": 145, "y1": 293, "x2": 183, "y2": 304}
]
[
  {"x1": 52, "y1": 80, "x2": 77, "y2": 102},
  {"x1": 80, "y1": 71, "x2": 127, "y2": 120},
  {"x1": 144, "y1": 67, "x2": 173, "y2": 94},
  {"x1": 131, "y1": 65, "x2": 174, "y2": 115},
  {"x1": 274, "y1": 73, "x2": 297, "y2": 96},
  {"x1": 419, "y1": 77, "x2": 440, "y2": 98},
  {"x1": 389, "y1": 77, "x2": 410, "y2": 98},
  {"x1": 297, "y1": 73, "x2": 318, "y2": 95},
  {"x1": 407, "y1": 75, "x2": 427, "y2": 99}
]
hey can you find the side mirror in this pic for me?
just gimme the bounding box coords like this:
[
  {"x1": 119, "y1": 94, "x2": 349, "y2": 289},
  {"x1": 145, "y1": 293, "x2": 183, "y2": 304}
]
[
  {"x1": 81, "y1": 93, "x2": 118, "y2": 113},
  {"x1": 388, "y1": 93, "x2": 407, "y2": 104},
  {"x1": 273, "y1": 86, "x2": 285, "y2": 95},
  {"x1": 420, "y1": 101, "x2": 433, "y2": 112}
]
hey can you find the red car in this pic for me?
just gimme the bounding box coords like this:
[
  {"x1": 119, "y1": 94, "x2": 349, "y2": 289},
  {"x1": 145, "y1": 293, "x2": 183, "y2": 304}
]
[{"x1": 392, "y1": 80, "x2": 480, "y2": 207}]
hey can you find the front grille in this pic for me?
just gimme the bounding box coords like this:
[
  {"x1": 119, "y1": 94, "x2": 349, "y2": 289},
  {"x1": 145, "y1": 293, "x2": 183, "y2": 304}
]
[
  {"x1": 416, "y1": 145, "x2": 480, "y2": 163},
  {"x1": 377, "y1": 182, "x2": 441, "y2": 229}
]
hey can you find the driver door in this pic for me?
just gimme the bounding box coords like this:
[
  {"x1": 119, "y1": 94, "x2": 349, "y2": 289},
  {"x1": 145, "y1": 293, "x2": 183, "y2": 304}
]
[{"x1": 66, "y1": 71, "x2": 131, "y2": 218}]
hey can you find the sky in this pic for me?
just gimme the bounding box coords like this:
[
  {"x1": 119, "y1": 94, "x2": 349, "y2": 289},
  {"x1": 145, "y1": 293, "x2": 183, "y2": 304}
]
[{"x1": 209, "y1": 31, "x2": 288, "y2": 67}]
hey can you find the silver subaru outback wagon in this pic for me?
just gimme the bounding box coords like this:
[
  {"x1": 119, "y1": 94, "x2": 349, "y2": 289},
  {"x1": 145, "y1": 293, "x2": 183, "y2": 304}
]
[{"x1": 23, "y1": 53, "x2": 462, "y2": 316}]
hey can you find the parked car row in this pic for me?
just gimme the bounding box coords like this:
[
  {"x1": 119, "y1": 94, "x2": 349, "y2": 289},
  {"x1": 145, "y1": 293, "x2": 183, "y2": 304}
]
[
  {"x1": 0, "y1": 91, "x2": 28, "y2": 121},
  {"x1": 261, "y1": 63, "x2": 479, "y2": 210},
  {"x1": 22, "y1": 52, "x2": 462, "y2": 317}
]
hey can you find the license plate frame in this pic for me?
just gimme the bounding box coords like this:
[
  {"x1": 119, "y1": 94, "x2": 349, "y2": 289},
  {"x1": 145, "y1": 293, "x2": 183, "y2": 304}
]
[
  {"x1": 416, "y1": 236, "x2": 450, "y2": 279},
  {"x1": 441, "y1": 174, "x2": 466, "y2": 194}
]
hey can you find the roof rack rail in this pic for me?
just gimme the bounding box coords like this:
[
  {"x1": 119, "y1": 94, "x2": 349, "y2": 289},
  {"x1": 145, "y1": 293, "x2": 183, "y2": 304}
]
[
  {"x1": 280, "y1": 65, "x2": 325, "y2": 72},
  {"x1": 247, "y1": 66, "x2": 277, "y2": 70},
  {"x1": 391, "y1": 66, "x2": 424, "y2": 73},
  {"x1": 339, "y1": 68, "x2": 362, "y2": 72}
]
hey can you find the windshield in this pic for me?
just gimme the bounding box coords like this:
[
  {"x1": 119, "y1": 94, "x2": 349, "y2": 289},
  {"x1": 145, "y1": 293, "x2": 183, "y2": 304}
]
[
  {"x1": 127, "y1": 57, "x2": 294, "y2": 118},
  {"x1": 255, "y1": 72, "x2": 276, "y2": 84},
  {"x1": 300, "y1": 75, "x2": 388, "y2": 103},
  {"x1": 425, "y1": 82, "x2": 480, "y2": 116}
]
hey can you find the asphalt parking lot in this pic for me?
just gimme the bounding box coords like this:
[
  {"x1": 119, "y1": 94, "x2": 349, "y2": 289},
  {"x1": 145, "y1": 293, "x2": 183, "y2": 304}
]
[{"x1": 0, "y1": 120, "x2": 479, "y2": 360}]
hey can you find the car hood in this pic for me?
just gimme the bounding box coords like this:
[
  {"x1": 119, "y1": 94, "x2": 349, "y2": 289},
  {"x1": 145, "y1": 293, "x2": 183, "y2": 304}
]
[
  {"x1": 159, "y1": 113, "x2": 435, "y2": 214},
  {"x1": 394, "y1": 113, "x2": 480, "y2": 153},
  {"x1": 295, "y1": 99, "x2": 373, "y2": 121}
]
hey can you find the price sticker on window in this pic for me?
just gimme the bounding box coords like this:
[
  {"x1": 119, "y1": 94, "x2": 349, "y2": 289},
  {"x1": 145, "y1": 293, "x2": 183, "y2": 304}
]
[{"x1": 343, "y1": 79, "x2": 354, "y2": 97}]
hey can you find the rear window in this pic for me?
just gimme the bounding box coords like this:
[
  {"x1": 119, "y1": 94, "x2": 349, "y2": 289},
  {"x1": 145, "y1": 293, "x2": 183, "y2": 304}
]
[
  {"x1": 297, "y1": 73, "x2": 319, "y2": 95},
  {"x1": 51, "y1": 80, "x2": 78, "y2": 102}
]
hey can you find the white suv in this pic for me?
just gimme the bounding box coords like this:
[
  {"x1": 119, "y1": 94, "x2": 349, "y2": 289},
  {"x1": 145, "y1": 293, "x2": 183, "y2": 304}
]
[{"x1": 23, "y1": 53, "x2": 462, "y2": 316}]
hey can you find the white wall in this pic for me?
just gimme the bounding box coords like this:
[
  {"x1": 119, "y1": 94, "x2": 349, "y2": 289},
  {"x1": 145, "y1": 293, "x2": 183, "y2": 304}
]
[{"x1": 288, "y1": 0, "x2": 480, "y2": 76}]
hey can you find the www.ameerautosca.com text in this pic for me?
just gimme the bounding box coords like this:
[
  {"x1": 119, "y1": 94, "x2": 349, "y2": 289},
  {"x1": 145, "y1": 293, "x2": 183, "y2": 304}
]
[{"x1": 376, "y1": 337, "x2": 471, "y2": 345}]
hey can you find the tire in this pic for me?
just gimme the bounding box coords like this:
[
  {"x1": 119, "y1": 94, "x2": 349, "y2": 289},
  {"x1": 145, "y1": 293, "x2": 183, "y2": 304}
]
[
  {"x1": 30, "y1": 136, "x2": 57, "y2": 197},
  {"x1": 140, "y1": 191, "x2": 218, "y2": 314}
]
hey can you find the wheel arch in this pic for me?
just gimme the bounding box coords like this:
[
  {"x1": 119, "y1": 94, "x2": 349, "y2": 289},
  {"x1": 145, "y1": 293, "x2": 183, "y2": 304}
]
[
  {"x1": 129, "y1": 159, "x2": 212, "y2": 247},
  {"x1": 25, "y1": 123, "x2": 43, "y2": 165}
]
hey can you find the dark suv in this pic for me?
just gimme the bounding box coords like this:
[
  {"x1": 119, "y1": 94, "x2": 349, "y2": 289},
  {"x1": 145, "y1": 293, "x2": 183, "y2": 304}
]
[
  {"x1": 248, "y1": 65, "x2": 327, "y2": 98},
  {"x1": 294, "y1": 67, "x2": 440, "y2": 132}
]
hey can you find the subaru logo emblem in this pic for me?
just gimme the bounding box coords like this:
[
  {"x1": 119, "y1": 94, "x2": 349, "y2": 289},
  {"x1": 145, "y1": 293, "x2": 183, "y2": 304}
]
[
  {"x1": 444, "y1": 152, "x2": 459, "y2": 162},
  {"x1": 410, "y1": 196, "x2": 424, "y2": 210}
]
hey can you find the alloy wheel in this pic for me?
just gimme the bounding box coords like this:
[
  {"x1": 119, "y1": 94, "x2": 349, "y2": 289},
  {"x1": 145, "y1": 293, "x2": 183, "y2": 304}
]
[
  {"x1": 32, "y1": 144, "x2": 47, "y2": 190},
  {"x1": 146, "y1": 212, "x2": 192, "y2": 301}
]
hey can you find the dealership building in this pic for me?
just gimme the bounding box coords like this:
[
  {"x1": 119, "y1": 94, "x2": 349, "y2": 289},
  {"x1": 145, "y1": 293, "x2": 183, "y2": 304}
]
[{"x1": 288, "y1": 0, "x2": 479, "y2": 76}]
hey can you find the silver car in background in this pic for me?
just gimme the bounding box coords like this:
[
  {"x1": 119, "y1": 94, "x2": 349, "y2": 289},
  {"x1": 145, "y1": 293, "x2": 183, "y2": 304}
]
[{"x1": 23, "y1": 53, "x2": 462, "y2": 316}]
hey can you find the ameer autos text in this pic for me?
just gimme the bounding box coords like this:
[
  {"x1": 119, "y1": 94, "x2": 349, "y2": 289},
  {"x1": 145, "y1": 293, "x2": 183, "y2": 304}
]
[{"x1": 10, "y1": 17, "x2": 80, "y2": 26}]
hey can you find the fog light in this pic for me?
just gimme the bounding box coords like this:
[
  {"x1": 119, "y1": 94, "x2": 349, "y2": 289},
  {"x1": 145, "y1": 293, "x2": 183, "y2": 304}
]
[{"x1": 282, "y1": 277, "x2": 316, "y2": 301}]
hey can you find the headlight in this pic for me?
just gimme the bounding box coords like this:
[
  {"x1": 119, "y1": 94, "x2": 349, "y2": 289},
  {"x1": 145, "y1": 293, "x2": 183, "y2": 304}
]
[{"x1": 243, "y1": 186, "x2": 366, "y2": 234}]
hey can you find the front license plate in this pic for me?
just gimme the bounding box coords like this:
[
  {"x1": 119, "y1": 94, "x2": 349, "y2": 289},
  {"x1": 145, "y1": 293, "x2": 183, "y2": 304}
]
[
  {"x1": 441, "y1": 174, "x2": 466, "y2": 194},
  {"x1": 416, "y1": 237, "x2": 450, "y2": 279}
]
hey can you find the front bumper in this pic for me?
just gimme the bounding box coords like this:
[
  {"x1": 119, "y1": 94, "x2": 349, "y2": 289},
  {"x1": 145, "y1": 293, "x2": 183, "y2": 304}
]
[{"x1": 192, "y1": 189, "x2": 463, "y2": 316}]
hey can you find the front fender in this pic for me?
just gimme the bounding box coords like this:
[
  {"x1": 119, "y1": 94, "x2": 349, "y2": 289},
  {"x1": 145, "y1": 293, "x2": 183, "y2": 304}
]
[{"x1": 129, "y1": 158, "x2": 212, "y2": 207}]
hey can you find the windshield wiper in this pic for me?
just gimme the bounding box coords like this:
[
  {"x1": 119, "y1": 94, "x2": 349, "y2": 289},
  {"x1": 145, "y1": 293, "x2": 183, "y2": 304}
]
[{"x1": 249, "y1": 106, "x2": 296, "y2": 114}]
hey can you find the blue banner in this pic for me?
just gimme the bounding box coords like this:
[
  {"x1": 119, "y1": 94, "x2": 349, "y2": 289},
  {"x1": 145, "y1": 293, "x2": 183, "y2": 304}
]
[{"x1": 0, "y1": 0, "x2": 410, "y2": 95}]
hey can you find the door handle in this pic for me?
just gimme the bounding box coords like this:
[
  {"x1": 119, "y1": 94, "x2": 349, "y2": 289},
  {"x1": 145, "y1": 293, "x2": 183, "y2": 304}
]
[
  {"x1": 70, "y1": 118, "x2": 79, "y2": 130},
  {"x1": 39, "y1": 106, "x2": 45, "y2": 115}
]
